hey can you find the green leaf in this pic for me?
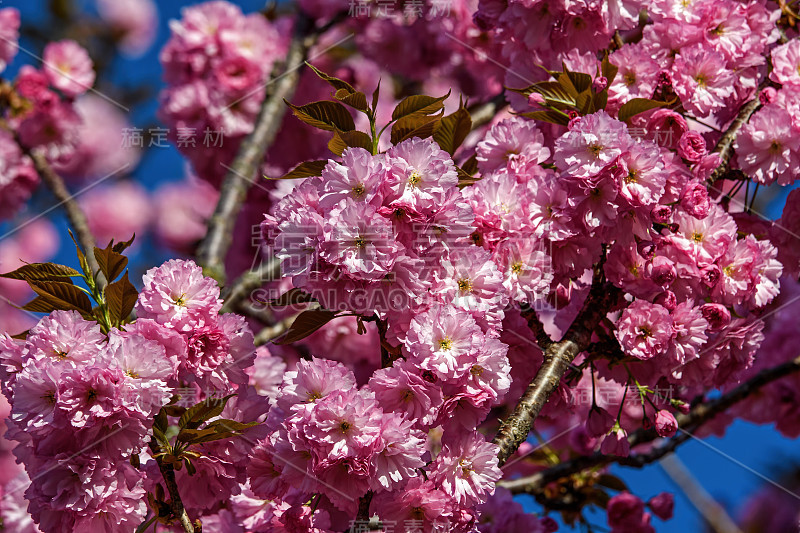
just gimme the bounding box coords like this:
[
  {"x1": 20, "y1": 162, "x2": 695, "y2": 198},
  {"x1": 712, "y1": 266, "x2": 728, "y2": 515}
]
[
  {"x1": 529, "y1": 81, "x2": 577, "y2": 110},
  {"x1": 457, "y1": 166, "x2": 481, "y2": 187},
  {"x1": 618, "y1": 98, "x2": 669, "y2": 122},
  {"x1": 176, "y1": 428, "x2": 217, "y2": 443},
  {"x1": 371, "y1": 79, "x2": 381, "y2": 112},
  {"x1": 334, "y1": 88, "x2": 369, "y2": 112},
  {"x1": 205, "y1": 419, "x2": 259, "y2": 432},
  {"x1": 0, "y1": 262, "x2": 81, "y2": 282},
  {"x1": 286, "y1": 100, "x2": 355, "y2": 132},
  {"x1": 305, "y1": 62, "x2": 356, "y2": 93},
  {"x1": 461, "y1": 153, "x2": 478, "y2": 176},
  {"x1": 266, "y1": 288, "x2": 315, "y2": 307},
  {"x1": 597, "y1": 474, "x2": 629, "y2": 492},
  {"x1": 390, "y1": 112, "x2": 443, "y2": 145},
  {"x1": 94, "y1": 243, "x2": 128, "y2": 283},
  {"x1": 391, "y1": 91, "x2": 450, "y2": 122},
  {"x1": 433, "y1": 102, "x2": 472, "y2": 156},
  {"x1": 518, "y1": 109, "x2": 570, "y2": 126},
  {"x1": 178, "y1": 395, "x2": 235, "y2": 431},
  {"x1": 28, "y1": 280, "x2": 93, "y2": 316},
  {"x1": 328, "y1": 128, "x2": 373, "y2": 156},
  {"x1": 601, "y1": 53, "x2": 619, "y2": 86},
  {"x1": 562, "y1": 67, "x2": 593, "y2": 94},
  {"x1": 68, "y1": 230, "x2": 89, "y2": 275},
  {"x1": 20, "y1": 296, "x2": 59, "y2": 314},
  {"x1": 273, "y1": 160, "x2": 329, "y2": 180},
  {"x1": 111, "y1": 235, "x2": 136, "y2": 254},
  {"x1": 273, "y1": 308, "x2": 339, "y2": 345},
  {"x1": 154, "y1": 408, "x2": 168, "y2": 433},
  {"x1": 105, "y1": 272, "x2": 138, "y2": 324}
]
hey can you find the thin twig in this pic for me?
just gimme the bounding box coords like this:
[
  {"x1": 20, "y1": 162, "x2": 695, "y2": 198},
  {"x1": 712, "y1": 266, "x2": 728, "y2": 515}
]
[
  {"x1": 660, "y1": 454, "x2": 744, "y2": 533},
  {"x1": 196, "y1": 12, "x2": 315, "y2": 284},
  {"x1": 25, "y1": 148, "x2": 107, "y2": 291},
  {"x1": 493, "y1": 258, "x2": 621, "y2": 466},
  {"x1": 499, "y1": 354, "x2": 800, "y2": 494},
  {"x1": 150, "y1": 446, "x2": 195, "y2": 533},
  {"x1": 219, "y1": 258, "x2": 281, "y2": 313}
]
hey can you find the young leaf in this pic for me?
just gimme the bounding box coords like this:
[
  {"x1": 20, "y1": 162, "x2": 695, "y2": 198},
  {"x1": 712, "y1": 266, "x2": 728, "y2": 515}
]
[
  {"x1": 305, "y1": 62, "x2": 356, "y2": 93},
  {"x1": 105, "y1": 272, "x2": 138, "y2": 324},
  {"x1": 328, "y1": 128, "x2": 373, "y2": 156},
  {"x1": 391, "y1": 91, "x2": 450, "y2": 122},
  {"x1": 457, "y1": 166, "x2": 481, "y2": 187},
  {"x1": 562, "y1": 67, "x2": 593, "y2": 94},
  {"x1": 461, "y1": 153, "x2": 478, "y2": 176},
  {"x1": 68, "y1": 230, "x2": 89, "y2": 276},
  {"x1": 601, "y1": 53, "x2": 619, "y2": 86},
  {"x1": 273, "y1": 160, "x2": 329, "y2": 180},
  {"x1": 273, "y1": 308, "x2": 339, "y2": 345},
  {"x1": 21, "y1": 296, "x2": 59, "y2": 314},
  {"x1": 178, "y1": 395, "x2": 235, "y2": 431},
  {"x1": 266, "y1": 288, "x2": 316, "y2": 307},
  {"x1": 518, "y1": 109, "x2": 570, "y2": 126},
  {"x1": 618, "y1": 98, "x2": 668, "y2": 122},
  {"x1": 112, "y1": 234, "x2": 136, "y2": 254},
  {"x1": 433, "y1": 103, "x2": 472, "y2": 155},
  {"x1": 29, "y1": 280, "x2": 93, "y2": 316},
  {"x1": 94, "y1": 244, "x2": 128, "y2": 283},
  {"x1": 390, "y1": 112, "x2": 443, "y2": 145},
  {"x1": 334, "y1": 88, "x2": 369, "y2": 112},
  {"x1": 286, "y1": 100, "x2": 356, "y2": 132},
  {"x1": 530, "y1": 81, "x2": 577, "y2": 110},
  {"x1": 371, "y1": 79, "x2": 381, "y2": 112},
  {"x1": 0, "y1": 262, "x2": 81, "y2": 282}
]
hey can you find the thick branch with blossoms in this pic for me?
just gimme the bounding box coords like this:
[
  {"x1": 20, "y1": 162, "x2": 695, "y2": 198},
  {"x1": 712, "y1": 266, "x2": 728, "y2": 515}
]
[
  {"x1": 499, "y1": 353, "x2": 800, "y2": 494},
  {"x1": 494, "y1": 260, "x2": 621, "y2": 466}
]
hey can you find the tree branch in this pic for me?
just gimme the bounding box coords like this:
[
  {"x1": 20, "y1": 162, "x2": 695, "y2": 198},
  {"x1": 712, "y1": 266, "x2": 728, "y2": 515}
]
[
  {"x1": 196, "y1": 12, "x2": 316, "y2": 284},
  {"x1": 493, "y1": 258, "x2": 621, "y2": 466},
  {"x1": 219, "y1": 258, "x2": 281, "y2": 313},
  {"x1": 499, "y1": 354, "x2": 800, "y2": 494},
  {"x1": 152, "y1": 452, "x2": 195, "y2": 533},
  {"x1": 25, "y1": 147, "x2": 107, "y2": 290}
]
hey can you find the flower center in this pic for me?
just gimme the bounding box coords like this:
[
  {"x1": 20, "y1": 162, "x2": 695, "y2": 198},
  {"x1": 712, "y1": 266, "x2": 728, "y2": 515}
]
[
  {"x1": 354, "y1": 236, "x2": 367, "y2": 248},
  {"x1": 625, "y1": 168, "x2": 639, "y2": 184},
  {"x1": 408, "y1": 171, "x2": 422, "y2": 187},
  {"x1": 173, "y1": 293, "x2": 188, "y2": 307},
  {"x1": 638, "y1": 325, "x2": 652, "y2": 338},
  {"x1": 457, "y1": 278, "x2": 473, "y2": 292},
  {"x1": 306, "y1": 391, "x2": 321, "y2": 402},
  {"x1": 691, "y1": 232, "x2": 704, "y2": 243},
  {"x1": 623, "y1": 71, "x2": 636, "y2": 86},
  {"x1": 438, "y1": 338, "x2": 453, "y2": 351},
  {"x1": 588, "y1": 142, "x2": 604, "y2": 157},
  {"x1": 339, "y1": 421, "x2": 351, "y2": 433},
  {"x1": 769, "y1": 140, "x2": 782, "y2": 154},
  {"x1": 470, "y1": 365, "x2": 484, "y2": 376},
  {"x1": 459, "y1": 458, "x2": 474, "y2": 478},
  {"x1": 694, "y1": 73, "x2": 708, "y2": 88},
  {"x1": 511, "y1": 262, "x2": 524, "y2": 275},
  {"x1": 351, "y1": 183, "x2": 366, "y2": 198}
]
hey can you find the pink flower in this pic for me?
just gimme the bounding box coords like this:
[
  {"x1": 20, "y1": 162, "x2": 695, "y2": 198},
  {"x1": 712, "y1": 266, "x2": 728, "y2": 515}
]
[
  {"x1": 276, "y1": 356, "x2": 357, "y2": 413},
  {"x1": 770, "y1": 39, "x2": 800, "y2": 87},
  {"x1": 476, "y1": 117, "x2": 550, "y2": 174},
  {"x1": 615, "y1": 300, "x2": 673, "y2": 360},
  {"x1": 700, "y1": 303, "x2": 731, "y2": 331},
  {"x1": 384, "y1": 137, "x2": 459, "y2": 214},
  {"x1": 374, "y1": 477, "x2": 450, "y2": 531},
  {"x1": 667, "y1": 302, "x2": 708, "y2": 370},
  {"x1": 42, "y1": 40, "x2": 96, "y2": 97},
  {"x1": 96, "y1": 0, "x2": 158, "y2": 57},
  {"x1": 135, "y1": 259, "x2": 222, "y2": 332},
  {"x1": 617, "y1": 142, "x2": 667, "y2": 207},
  {"x1": 429, "y1": 431, "x2": 502, "y2": 506},
  {"x1": 646, "y1": 109, "x2": 688, "y2": 151},
  {"x1": 153, "y1": 177, "x2": 219, "y2": 254},
  {"x1": 677, "y1": 131, "x2": 707, "y2": 163},
  {"x1": 368, "y1": 360, "x2": 443, "y2": 428},
  {"x1": 371, "y1": 413, "x2": 427, "y2": 490},
  {"x1": 654, "y1": 410, "x2": 678, "y2": 437},
  {"x1": 680, "y1": 180, "x2": 711, "y2": 219},
  {"x1": 735, "y1": 104, "x2": 800, "y2": 186},
  {"x1": 0, "y1": 8, "x2": 20, "y2": 73},
  {"x1": 78, "y1": 182, "x2": 152, "y2": 245},
  {"x1": 494, "y1": 239, "x2": 553, "y2": 304},
  {"x1": 672, "y1": 45, "x2": 734, "y2": 118},
  {"x1": 25, "y1": 310, "x2": 105, "y2": 367},
  {"x1": 555, "y1": 110, "x2": 633, "y2": 176},
  {"x1": 57, "y1": 365, "x2": 126, "y2": 427},
  {"x1": 319, "y1": 147, "x2": 386, "y2": 208},
  {"x1": 0, "y1": 130, "x2": 38, "y2": 220}
]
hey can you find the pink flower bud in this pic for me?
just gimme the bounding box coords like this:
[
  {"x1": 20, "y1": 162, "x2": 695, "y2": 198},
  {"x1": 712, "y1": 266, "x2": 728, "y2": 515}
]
[
  {"x1": 700, "y1": 264, "x2": 721, "y2": 288},
  {"x1": 528, "y1": 92, "x2": 545, "y2": 106},
  {"x1": 548, "y1": 283, "x2": 571, "y2": 309},
  {"x1": 654, "y1": 410, "x2": 677, "y2": 437},
  {"x1": 567, "y1": 111, "x2": 581, "y2": 130},
  {"x1": 653, "y1": 290, "x2": 677, "y2": 311},
  {"x1": 593, "y1": 75, "x2": 608, "y2": 92},
  {"x1": 700, "y1": 303, "x2": 731, "y2": 331},
  {"x1": 647, "y1": 256, "x2": 676, "y2": 287},
  {"x1": 651, "y1": 205, "x2": 672, "y2": 224},
  {"x1": 677, "y1": 131, "x2": 707, "y2": 163},
  {"x1": 601, "y1": 427, "x2": 630, "y2": 457},
  {"x1": 586, "y1": 407, "x2": 616, "y2": 438},
  {"x1": 607, "y1": 492, "x2": 647, "y2": 529},
  {"x1": 648, "y1": 492, "x2": 674, "y2": 520},
  {"x1": 680, "y1": 180, "x2": 711, "y2": 219},
  {"x1": 759, "y1": 86, "x2": 777, "y2": 105},
  {"x1": 672, "y1": 399, "x2": 690, "y2": 414},
  {"x1": 637, "y1": 240, "x2": 656, "y2": 260}
]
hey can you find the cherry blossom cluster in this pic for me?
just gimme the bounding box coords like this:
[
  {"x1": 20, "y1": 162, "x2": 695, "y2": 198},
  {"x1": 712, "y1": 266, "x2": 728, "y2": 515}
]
[
  {"x1": 158, "y1": 1, "x2": 287, "y2": 184},
  {"x1": 0, "y1": 259, "x2": 258, "y2": 532}
]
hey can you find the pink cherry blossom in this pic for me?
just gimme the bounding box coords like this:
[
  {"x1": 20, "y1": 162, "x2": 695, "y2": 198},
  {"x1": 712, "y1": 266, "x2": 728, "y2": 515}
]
[{"x1": 42, "y1": 40, "x2": 96, "y2": 97}]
